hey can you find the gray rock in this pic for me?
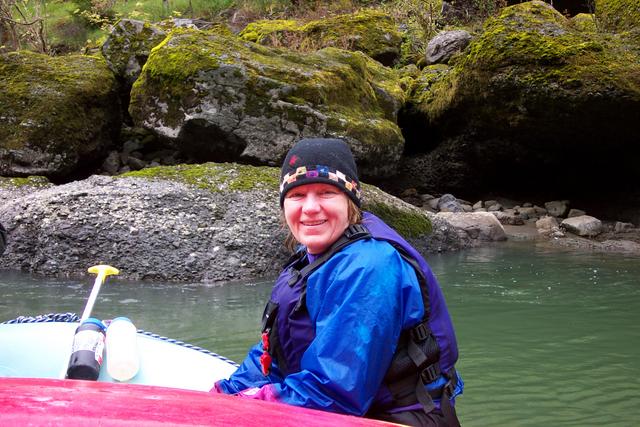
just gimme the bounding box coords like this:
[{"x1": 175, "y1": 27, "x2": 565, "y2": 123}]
[
  {"x1": 518, "y1": 207, "x2": 538, "y2": 219},
  {"x1": 493, "y1": 210, "x2": 525, "y2": 225},
  {"x1": 0, "y1": 176, "x2": 53, "y2": 207},
  {"x1": 545, "y1": 200, "x2": 570, "y2": 217},
  {"x1": 600, "y1": 240, "x2": 640, "y2": 252},
  {"x1": 438, "y1": 194, "x2": 463, "y2": 212},
  {"x1": 561, "y1": 215, "x2": 602, "y2": 237},
  {"x1": 568, "y1": 208, "x2": 586, "y2": 218},
  {"x1": 102, "y1": 19, "x2": 167, "y2": 85},
  {"x1": 127, "y1": 156, "x2": 147, "y2": 171},
  {"x1": 171, "y1": 18, "x2": 202, "y2": 29},
  {"x1": 0, "y1": 165, "x2": 471, "y2": 282},
  {"x1": 436, "y1": 212, "x2": 507, "y2": 241},
  {"x1": 0, "y1": 52, "x2": 121, "y2": 179},
  {"x1": 487, "y1": 203, "x2": 503, "y2": 212},
  {"x1": 0, "y1": 172, "x2": 287, "y2": 283},
  {"x1": 536, "y1": 215, "x2": 560, "y2": 237},
  {"x1": 614, "y1": 221, "x2": 634, "y2": 232},
  {"x1": 533, "y1": 205, "x2": 548, "y2": 216},
  {"x1": 426, "y1": 30, "x2": 472, "y2": 65},
  {"x1": 129, "y1": 30, "x2": 405, "y2": 179},
  {"x1": 420, "y1": 193, "x2": 436, "y2": 203},
  {"x1": 428, "y1": 198, "x2": 440, "y2": 211},
  {"x1": 101, "y1": 151, "x2": 121, "y2": 175}
]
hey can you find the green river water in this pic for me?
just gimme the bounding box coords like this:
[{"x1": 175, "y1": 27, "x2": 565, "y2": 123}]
[{"x1": 1, "y1": 241, "x2": 638, "y2": 426}]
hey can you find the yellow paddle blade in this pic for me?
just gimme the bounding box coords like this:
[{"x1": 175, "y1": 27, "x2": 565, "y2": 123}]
[{"x1": 88, "y1": 265, "x2": 120, "y2": 277}]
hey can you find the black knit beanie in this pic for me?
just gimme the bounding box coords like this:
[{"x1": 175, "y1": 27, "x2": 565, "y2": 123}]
[{"x1": 279, "y1": 138, "x2": 361, "y2": 208}]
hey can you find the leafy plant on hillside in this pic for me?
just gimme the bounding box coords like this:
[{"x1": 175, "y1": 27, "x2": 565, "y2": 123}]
[
  {"x1": 383, "y1": 0, "x2": 443, "y2": 65},
  {"x1": 0, "y1": 0, "x2": 47, "y2": 52},
  {"x1": 70, "y1": 0, "x2": 115, "y2": 31}
]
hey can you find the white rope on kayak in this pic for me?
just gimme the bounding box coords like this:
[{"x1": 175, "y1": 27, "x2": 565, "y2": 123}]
[{"x1": 2, "y1": 313, "x2": 239, "y2": 367}]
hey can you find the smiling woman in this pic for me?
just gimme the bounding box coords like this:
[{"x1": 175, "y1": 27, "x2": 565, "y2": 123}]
[
  {"x1": 283, "y1": 183, "x2": 351, "y2": 254},
  {"x1": 213, "y1": 138, "x2": 463, "y2": 427}
]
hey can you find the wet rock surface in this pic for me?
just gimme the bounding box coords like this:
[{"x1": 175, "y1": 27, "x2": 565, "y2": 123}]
[
  {"x1": 0, "y1": 166, "x2": 472, "y2": 282},
  {"x1": 0, "y1": 175, "x2": 287, "y2": 283}
]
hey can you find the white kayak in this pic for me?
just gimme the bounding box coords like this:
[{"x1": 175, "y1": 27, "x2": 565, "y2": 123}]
[{"x1": 0, "y1": 317, "x2": 237, "y2": 391}]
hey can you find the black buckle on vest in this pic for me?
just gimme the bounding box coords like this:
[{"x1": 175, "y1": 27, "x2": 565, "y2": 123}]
[
  {"x1": 411, "y1": 322, "x2": 430, "y2": 342},
  {"x1": 343, "y1": 224, "x2": 369, "y2": 240},
  {"x1": 442, "y1": 379, "x2": 455, "y2": 398},
  {"x1": 420, "y1": 363, "x2": 441, "y2": 384},
  {"x1": 287, "y1": 268, "x2": 300, "y2": 287},
  {"x1": 442, "y1": 367, "x2": 458, "y2": 397}
]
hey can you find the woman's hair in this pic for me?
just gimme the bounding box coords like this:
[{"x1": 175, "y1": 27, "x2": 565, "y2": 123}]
[{"x1": 282, "y1": 198, "x2": 362, "y2": 253}]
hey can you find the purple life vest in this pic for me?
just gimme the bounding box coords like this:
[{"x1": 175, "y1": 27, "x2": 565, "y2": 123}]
[{"x1": 262, "y1": 212, "x2": 458, "y2": 397}]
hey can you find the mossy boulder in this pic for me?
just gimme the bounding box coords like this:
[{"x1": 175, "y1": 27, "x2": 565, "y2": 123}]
[
  {"x1": 595, "y1": 0, "x2": 640, "y2": 32},
  {"x1": 0, "y1": 175, "x2": 52, "y2": 206},
  {"x1": 398, "y1": 0, "x2": 640, "y2": 196},
  {"x1": 0, "y1": 163, "x2": 464, "y2": 281},
  {"x1": 129, "y1": 28, "x2": 405, "y2": 179},
  {"x1": 102, "y1": 19, "x2": 168, "y2": 85},
  {"x1": 238, "y1": 10, "x2": 403, "y2": 66},
  {"x1": 570, "y1": 13, "x2": 597, "y2": 33},
  {"x1": 0, "y1": 51, "x2": 121, "y2": 179}
]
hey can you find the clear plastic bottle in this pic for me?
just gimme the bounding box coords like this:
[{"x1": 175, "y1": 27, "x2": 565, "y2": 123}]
[
  {"x1": 66, "y1": 317, "x2": 106, "y2": 380},
  {"x1": 106, "y1": 317, "x2": 140, "y2": 382}
]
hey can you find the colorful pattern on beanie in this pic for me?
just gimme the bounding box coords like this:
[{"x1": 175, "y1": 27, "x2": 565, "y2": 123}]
[{"x1": 280, "y1": 165, "x2": 361, "y2": 202}]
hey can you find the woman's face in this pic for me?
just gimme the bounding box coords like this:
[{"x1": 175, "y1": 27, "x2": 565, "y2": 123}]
[{"x1": 283, "y1": 183, "x2": 350, "y2": 255}]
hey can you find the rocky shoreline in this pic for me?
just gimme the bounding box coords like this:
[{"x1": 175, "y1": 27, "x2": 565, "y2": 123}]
[
  {"x1": 1, "y1": 168, "x2": 638, "y2": 284},
  {"x1": 399, "y1": 190, "x2": 640, "y2": 254}
]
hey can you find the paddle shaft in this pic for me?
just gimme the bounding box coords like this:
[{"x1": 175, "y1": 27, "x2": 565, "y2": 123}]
[{"x1": 80, "y1": 273, "x2": 106, "y2": 323}]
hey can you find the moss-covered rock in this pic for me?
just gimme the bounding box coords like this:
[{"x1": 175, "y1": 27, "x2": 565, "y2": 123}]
[
  {"x1": 122, "y1": 162, "x2": 435, "y2": 241},
  {"x1": 0, "y1": 175, "x2": 52, "y2": 206},
  {"x1": 595, "y1": 0, "x2": 640, "y2": 32},
  {"x1": 102, "y1": 19, "x2": 168, "y2": 85},
  {"x1": 0, "y1": 175, "x2": 51, "y2": 189},
  {"x1": 238, "y1": 10, "x2": 402, "y2": 66},
  {"x1": 120, "y1": 162, "x2": 280, "y2": 192},
  {"x1": 398, "y1": 0, "x2": 640, "y2": 196},
  {"x1": 570, "y1": 13, "x2": 597, "y2": 33},
  {"x1": 0, "y1": 51, "x2": 121, "y2": 179},
  {"x1": 129, "y1": 28, "x2": 405, "y2": 179}
]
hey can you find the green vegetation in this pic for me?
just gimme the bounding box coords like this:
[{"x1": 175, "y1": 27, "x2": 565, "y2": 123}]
[
  {"x1": 3, "y1": 0, "x2": 244, "y2": 53},
  {"x1": 595, "y1": 0, "x2": 640, "y2": 32},
  {"x1": 2, "y1": 0, "x2": 507, "y2": 55},
  {"x1": 0, "y1": 175, "x2": 51, "y2": 188},
  {"x1": 120, "y1": 162, "x2": 280, "y2": 192},
  {"x1": 570, "y1": 13, "x2": 597, "y2": 33},
  {"x1": 238, "y1": 9, "x2": 402, "y2": 65},
  {"x1": 364, "y1": 201, "x2": 432, "y2": 237}
]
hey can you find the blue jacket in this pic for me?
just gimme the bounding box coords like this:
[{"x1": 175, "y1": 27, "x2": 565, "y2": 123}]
[{"x1": 216, "y1": 213, "x2": 462, "y2": 415}]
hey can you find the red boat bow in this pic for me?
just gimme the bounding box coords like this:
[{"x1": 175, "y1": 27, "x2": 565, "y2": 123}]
[{"x1": 0, "y1": 377, "x2": 399, "y2": 426}]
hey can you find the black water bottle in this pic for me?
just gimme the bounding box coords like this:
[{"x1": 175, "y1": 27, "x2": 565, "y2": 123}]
[{"x1": 66, "y1": 317, "x2": 106, "y2": 380}]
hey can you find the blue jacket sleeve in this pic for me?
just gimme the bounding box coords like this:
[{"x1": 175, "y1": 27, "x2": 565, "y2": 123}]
[
  {"x1": 215, "y1": 342, "x2": 284, "y2": 394},
  {"x1": 266, "y1": 240, "x2": 425, "y2": 415}
]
